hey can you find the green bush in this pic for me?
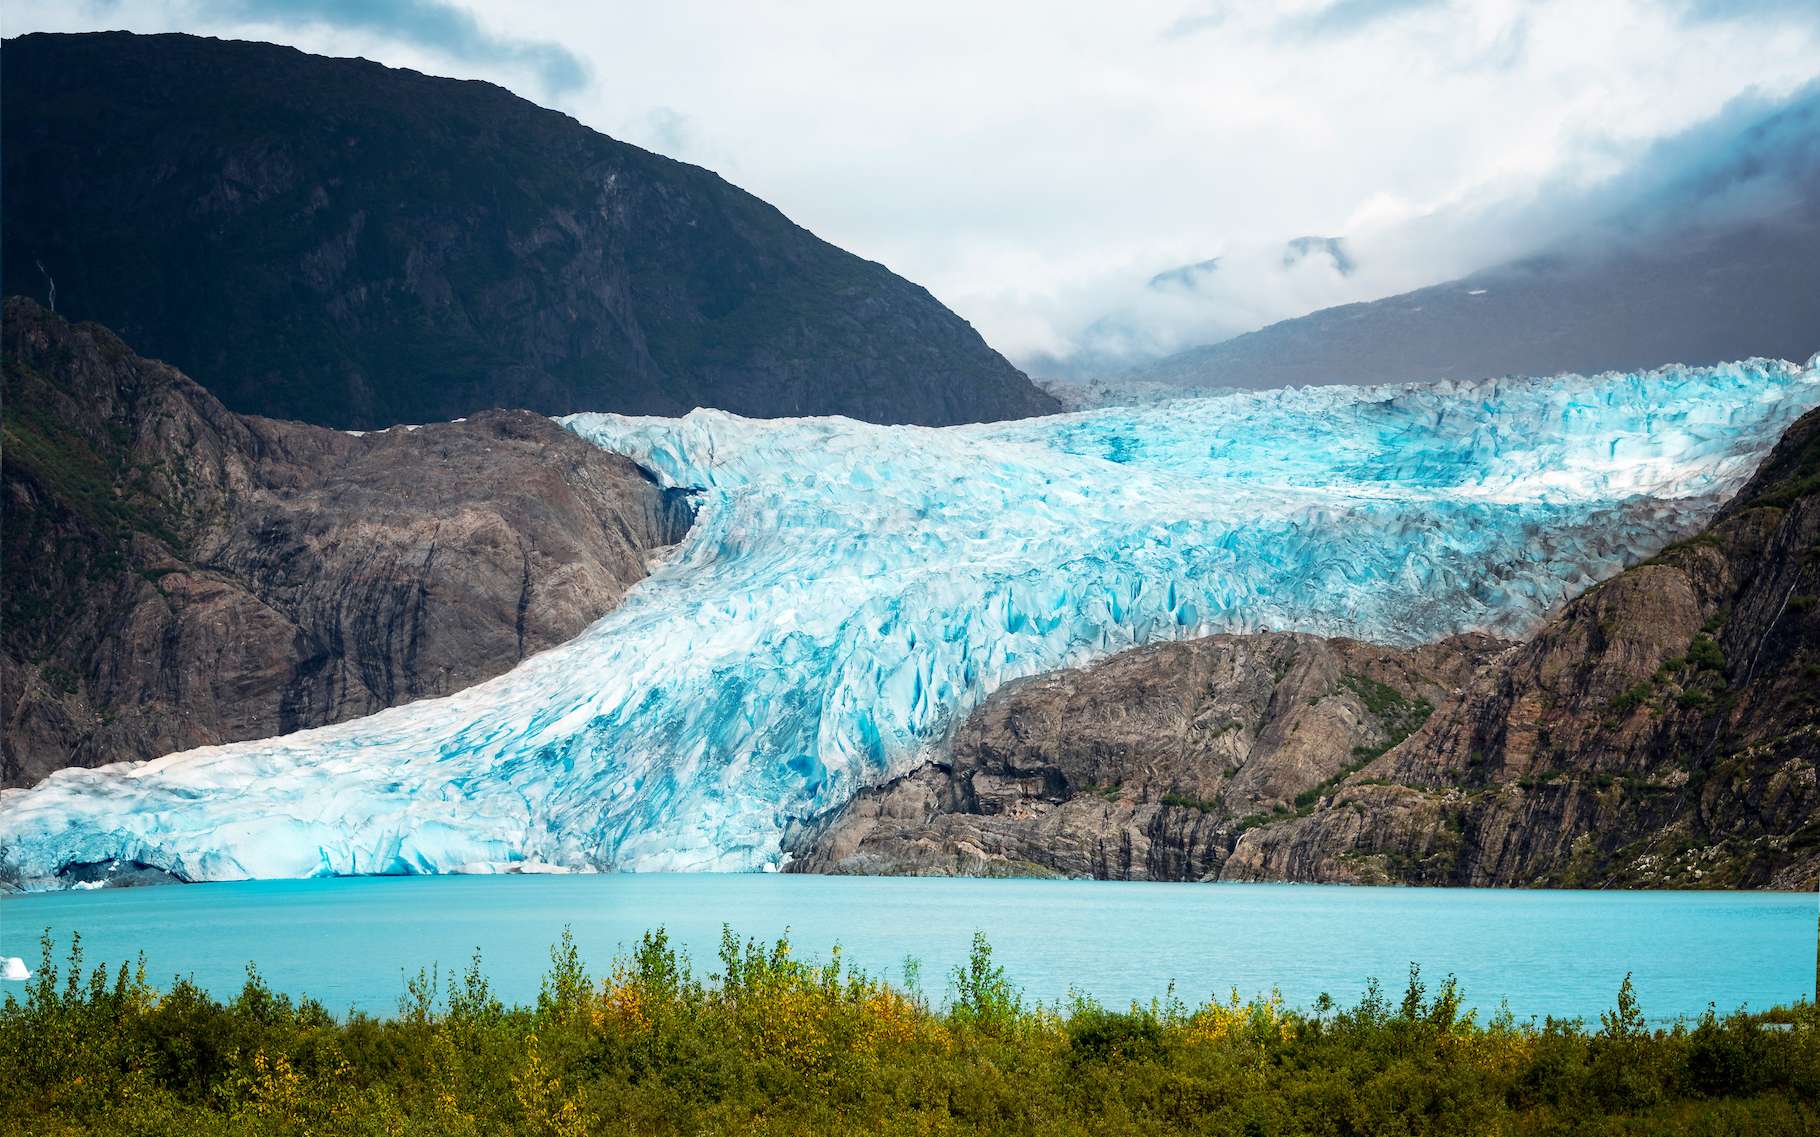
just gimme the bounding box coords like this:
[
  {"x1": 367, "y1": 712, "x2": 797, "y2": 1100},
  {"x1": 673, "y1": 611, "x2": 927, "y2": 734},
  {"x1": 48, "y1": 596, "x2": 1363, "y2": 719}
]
[
  {"x1": 1065, "y1": 1000, "x2": 1164, "y2": 1063},
  {"x1": 2, "y1": 927, "x2": 1815, "y2": 1135},
  {"x1": 1688, "y1": 633, "x2": 1728, "y2": 673}
]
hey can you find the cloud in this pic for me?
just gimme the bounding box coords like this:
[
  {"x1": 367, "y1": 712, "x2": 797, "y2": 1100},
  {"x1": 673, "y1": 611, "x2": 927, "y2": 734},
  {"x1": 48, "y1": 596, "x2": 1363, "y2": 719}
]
[
  {"x1": 198, "y1": 0, "x2": 587, "y2": 95},
  {"x1": 641, "y1": 107, "x2": 691, "y2": 156},
  {"x1": 1165, "y1": 0, "x2": 1446, "y2": 43},
  {"x1": 5, "y1": 1, "x2": 1819, "y2": 370},
  {"x1": 1012, "y1": 237, "x2": 1376, "y2": 377},
  {"x1": 1018, "y1": 76, "x2": 1820, "y2": 376},
  {"x1": 1377, "y1": 78, "x2": 1820, "y2": 278},
  {"x1": 1160, "y1": 3, "x2": 1226, "y2": 40},
  {"x1": 1583, "y1": 80, "x2": 1820, "y2": 239},
  {"x1": 1276, "y1": 0, "x2": 1447, "y2": 41},
  {"x1": 1676, "y1": 0, "x2": 1820, "y2": 25}
]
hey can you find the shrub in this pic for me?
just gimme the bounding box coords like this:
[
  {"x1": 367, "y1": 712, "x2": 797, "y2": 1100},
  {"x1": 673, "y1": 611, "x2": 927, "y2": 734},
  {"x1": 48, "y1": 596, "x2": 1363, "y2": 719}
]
[
  {"x1": 1065, "y1": 999, "x2": 1164, "y2": 1063},
  {"x1": 2, "y1": 928, "x2": 1816, "y2": 1135},
  {"x1": 950, "y1": 931, "x2": 1022, "y2": 1032}
]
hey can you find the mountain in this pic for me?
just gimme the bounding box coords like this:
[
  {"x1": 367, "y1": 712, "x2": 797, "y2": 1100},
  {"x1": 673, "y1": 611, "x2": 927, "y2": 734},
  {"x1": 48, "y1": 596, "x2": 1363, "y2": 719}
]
[
  {"x1": 0, "y1": 32, "x2": 1057, "y2": 430},
  {"x1": 1026, "y1": 237, "x2": 1360, "y2": 381},
  {"x1": 1131, "y1": 228, "x2": 1820, "y2": 389},
  {"x1": 1, "y1": 298, "x2": 692, "y2": 788},
  {"x1": 1225, "y1": 404, "x2": 1820, "y2": 889},
  {"x1": 1129, "y1": 90, "x2": 1820, "y2": 389},
  {"x1": 1145, "y1": 238, "x2": 1354, "y2": 295},
  {"x1": 785, "y1": 631, "x2": 1507, "y2": 879},
  {"x1": 1280, "y1": 235, "x2": 1354, "y2": 276},
  {"x1": 791, "y1": 403, "x2": 1820, "y2": 890},
  {"x1": 5, "y1": 355, "x2": 1816, "y2": 887},
  {"x1": 1145, "y1": 257, "x2": 1226, "y2": 291}
]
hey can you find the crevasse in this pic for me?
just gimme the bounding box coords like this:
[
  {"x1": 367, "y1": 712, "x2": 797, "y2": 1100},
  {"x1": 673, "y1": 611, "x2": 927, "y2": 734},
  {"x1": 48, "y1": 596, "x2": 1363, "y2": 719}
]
[{"x1": 3, "y1": 358, "x2": 1817, "y2": 887}]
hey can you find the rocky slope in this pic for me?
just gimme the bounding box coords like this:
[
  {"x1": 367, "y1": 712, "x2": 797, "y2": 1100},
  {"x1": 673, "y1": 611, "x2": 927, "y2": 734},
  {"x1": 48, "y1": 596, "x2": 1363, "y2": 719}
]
[
  {"x1": 787, "y1": 632, "x2": 1509, "y2": 879},
  {"x1": 0, "y1": 32, "x2": 1056, "y2": 430},
  {"x1": 2, "y1": 299, "x2": 692, "y2": 788},
  {"x1": 1226, "y1": 404, "x2": 1820, "y2": 890},
  {"x1": 792, "y1": 408, "x2": 1820, "y2": 889}
]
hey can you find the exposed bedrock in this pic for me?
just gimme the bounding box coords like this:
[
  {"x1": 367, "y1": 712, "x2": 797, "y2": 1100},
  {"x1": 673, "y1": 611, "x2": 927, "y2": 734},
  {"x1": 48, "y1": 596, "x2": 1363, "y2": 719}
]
[
  {"x1": 786, "y1": 632, "x2": 1509, "y2": 879},
  {"x1": 792, "y1": 407, "x2": 1820, "y2": 889},
  {"x1": 2, "y1": 298, "x2": 693, "y2": 787}
]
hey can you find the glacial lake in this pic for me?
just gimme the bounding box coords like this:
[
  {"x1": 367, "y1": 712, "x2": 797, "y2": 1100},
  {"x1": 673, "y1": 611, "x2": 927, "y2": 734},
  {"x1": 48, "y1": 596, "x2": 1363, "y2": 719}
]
[{"x1": 2, "y1": 875, "x2": 1813, "y2": 1023}]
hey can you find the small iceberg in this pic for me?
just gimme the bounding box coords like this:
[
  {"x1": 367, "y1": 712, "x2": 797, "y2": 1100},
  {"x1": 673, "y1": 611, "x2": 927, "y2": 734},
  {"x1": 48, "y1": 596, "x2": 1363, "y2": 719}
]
[
  {"x1": 507, "y1": 860, "x2": 584, "y2": 875},
  {"x1": 2, "y1": 957, "x2": 30, "y2": 982}
]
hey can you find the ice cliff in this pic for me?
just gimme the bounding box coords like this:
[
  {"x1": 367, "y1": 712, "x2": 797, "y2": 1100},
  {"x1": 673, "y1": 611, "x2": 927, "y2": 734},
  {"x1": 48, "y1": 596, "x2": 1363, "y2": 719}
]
[{"x1": 3, "y1": 358, "x2": 1817, "y2": 886}]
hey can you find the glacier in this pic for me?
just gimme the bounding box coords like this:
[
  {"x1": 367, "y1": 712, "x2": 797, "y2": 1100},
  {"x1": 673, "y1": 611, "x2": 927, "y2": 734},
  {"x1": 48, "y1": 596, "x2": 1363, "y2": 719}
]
[{"x1": 3, "y1": 357, "x2": 1818, "y2": 888}]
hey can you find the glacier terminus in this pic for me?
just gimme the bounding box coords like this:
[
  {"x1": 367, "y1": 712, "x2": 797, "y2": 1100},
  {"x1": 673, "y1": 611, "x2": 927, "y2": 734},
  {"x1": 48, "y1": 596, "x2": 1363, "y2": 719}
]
[{"x1": 3, "y1": 357, "x2": 1818, "y2": 888}]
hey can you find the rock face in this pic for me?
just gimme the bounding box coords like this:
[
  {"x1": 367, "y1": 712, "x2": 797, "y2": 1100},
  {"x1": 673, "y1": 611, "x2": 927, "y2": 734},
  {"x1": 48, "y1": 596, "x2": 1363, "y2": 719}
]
[
  {"x1": 1226, "y1": 405, "x2": 1820, "y2": 891},
  {"x1": 794, "y1": 408, "x2": 1820, "y2": 889},
  {"x1": 1, "y1": 299, "x2": 693, "y2": 788},
  {"x1": 786, "y1": 632, "x2": 1508, "y2": 879},
  {"x1": 1, "y1": 32, "x2": 1057, "y2": 430}
]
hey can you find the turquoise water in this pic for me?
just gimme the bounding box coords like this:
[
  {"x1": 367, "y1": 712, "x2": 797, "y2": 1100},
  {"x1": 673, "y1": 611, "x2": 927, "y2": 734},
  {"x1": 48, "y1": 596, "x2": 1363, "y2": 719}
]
[{"x1": 2, "y1": 876, "x2": 1813, "y2": 1022}]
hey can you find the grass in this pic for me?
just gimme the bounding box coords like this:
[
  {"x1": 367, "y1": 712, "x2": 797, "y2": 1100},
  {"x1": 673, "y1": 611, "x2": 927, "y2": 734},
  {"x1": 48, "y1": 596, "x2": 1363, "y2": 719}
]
[
  {"x1": 1250, "y1": 676, "x2": 1438, "y2": 820},
  {"x1": 1, "y1": 350, "x2": 194, "y2": 663},
  {"x1": 1, "y1": 359, "x2": 186, "y2": 556},
  {"x1": 1222, "y1": 677, "x2": 1441, "y2": 832},
  {"x1": 4, "y1": 929, "x2": 1816, "y2": 1136},
  {"x1": 1160, "y1": 791, "x2": 1219, "y2": 812},
  {"x1": 1605, "y1": 626, "x2": 1735, "y2": 720},
  {"x1": 1338, "y1": 673, "x2": 1435, "y2": 762}
]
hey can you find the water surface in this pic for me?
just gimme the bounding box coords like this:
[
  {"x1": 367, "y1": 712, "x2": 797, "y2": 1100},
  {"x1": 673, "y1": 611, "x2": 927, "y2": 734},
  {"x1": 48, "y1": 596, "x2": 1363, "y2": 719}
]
[{"x1": 2, "y1": 875, "x2": 1812, "y2": 1022}]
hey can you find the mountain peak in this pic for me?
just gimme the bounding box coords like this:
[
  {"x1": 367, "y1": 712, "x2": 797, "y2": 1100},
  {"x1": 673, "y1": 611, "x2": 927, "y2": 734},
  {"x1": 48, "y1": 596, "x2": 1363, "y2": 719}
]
[{"x1": 1, "y1": 31, "x2": 1058, "y2": 429}]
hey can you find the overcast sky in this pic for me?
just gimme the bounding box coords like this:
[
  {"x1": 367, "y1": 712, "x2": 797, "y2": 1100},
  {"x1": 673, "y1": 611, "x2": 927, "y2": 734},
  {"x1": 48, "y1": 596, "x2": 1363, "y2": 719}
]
[{"x1": 9, "y1": 1, "x2": 1820, "y2": 368}]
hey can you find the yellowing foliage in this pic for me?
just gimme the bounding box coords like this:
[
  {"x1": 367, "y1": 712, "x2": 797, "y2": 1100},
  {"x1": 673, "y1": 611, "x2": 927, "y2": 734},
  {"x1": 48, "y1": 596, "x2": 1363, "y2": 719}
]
[{"x1": 3, "y1": 928, "x2": 1815, "y2": 1136}]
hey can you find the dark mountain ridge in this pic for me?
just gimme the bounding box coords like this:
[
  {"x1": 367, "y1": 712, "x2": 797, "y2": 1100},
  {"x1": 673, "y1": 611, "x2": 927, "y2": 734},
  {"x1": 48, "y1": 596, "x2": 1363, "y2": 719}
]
[{"x1": 1, "y1": 31, "x2": 1057, "y2": 429}]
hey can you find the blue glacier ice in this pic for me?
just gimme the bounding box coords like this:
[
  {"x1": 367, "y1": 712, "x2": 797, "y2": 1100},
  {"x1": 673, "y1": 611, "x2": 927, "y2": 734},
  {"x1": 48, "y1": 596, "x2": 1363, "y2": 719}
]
[{"x1": 3, "y1": 358, "x2": 1817, "y2": 887}]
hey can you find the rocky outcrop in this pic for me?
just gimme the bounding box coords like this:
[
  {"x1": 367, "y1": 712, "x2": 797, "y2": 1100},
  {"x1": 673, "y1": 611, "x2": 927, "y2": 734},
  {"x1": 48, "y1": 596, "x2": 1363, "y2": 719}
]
[
  {"x1": 793, "y1": 408, "x2": 1820, "y2": 889},
  {"x1": 1, "y1": 32, "x2": 1058, "y2": 431},
  {"x1": 1225, "y1": 405, "x2": 1820, "y2": 890},
  {"x1": 2, "y1": 299, "x2": 692, "y2": 787},
  {"x1": 786, "y1": 632, "x2": 1508, "y2": 879}
]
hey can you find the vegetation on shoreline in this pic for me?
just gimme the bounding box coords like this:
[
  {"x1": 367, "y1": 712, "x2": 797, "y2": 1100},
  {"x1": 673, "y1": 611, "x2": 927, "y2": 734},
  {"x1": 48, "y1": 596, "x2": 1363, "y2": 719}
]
[{"x1": 3, "y1": 929, "x2": 1816, "y2": 1135}]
